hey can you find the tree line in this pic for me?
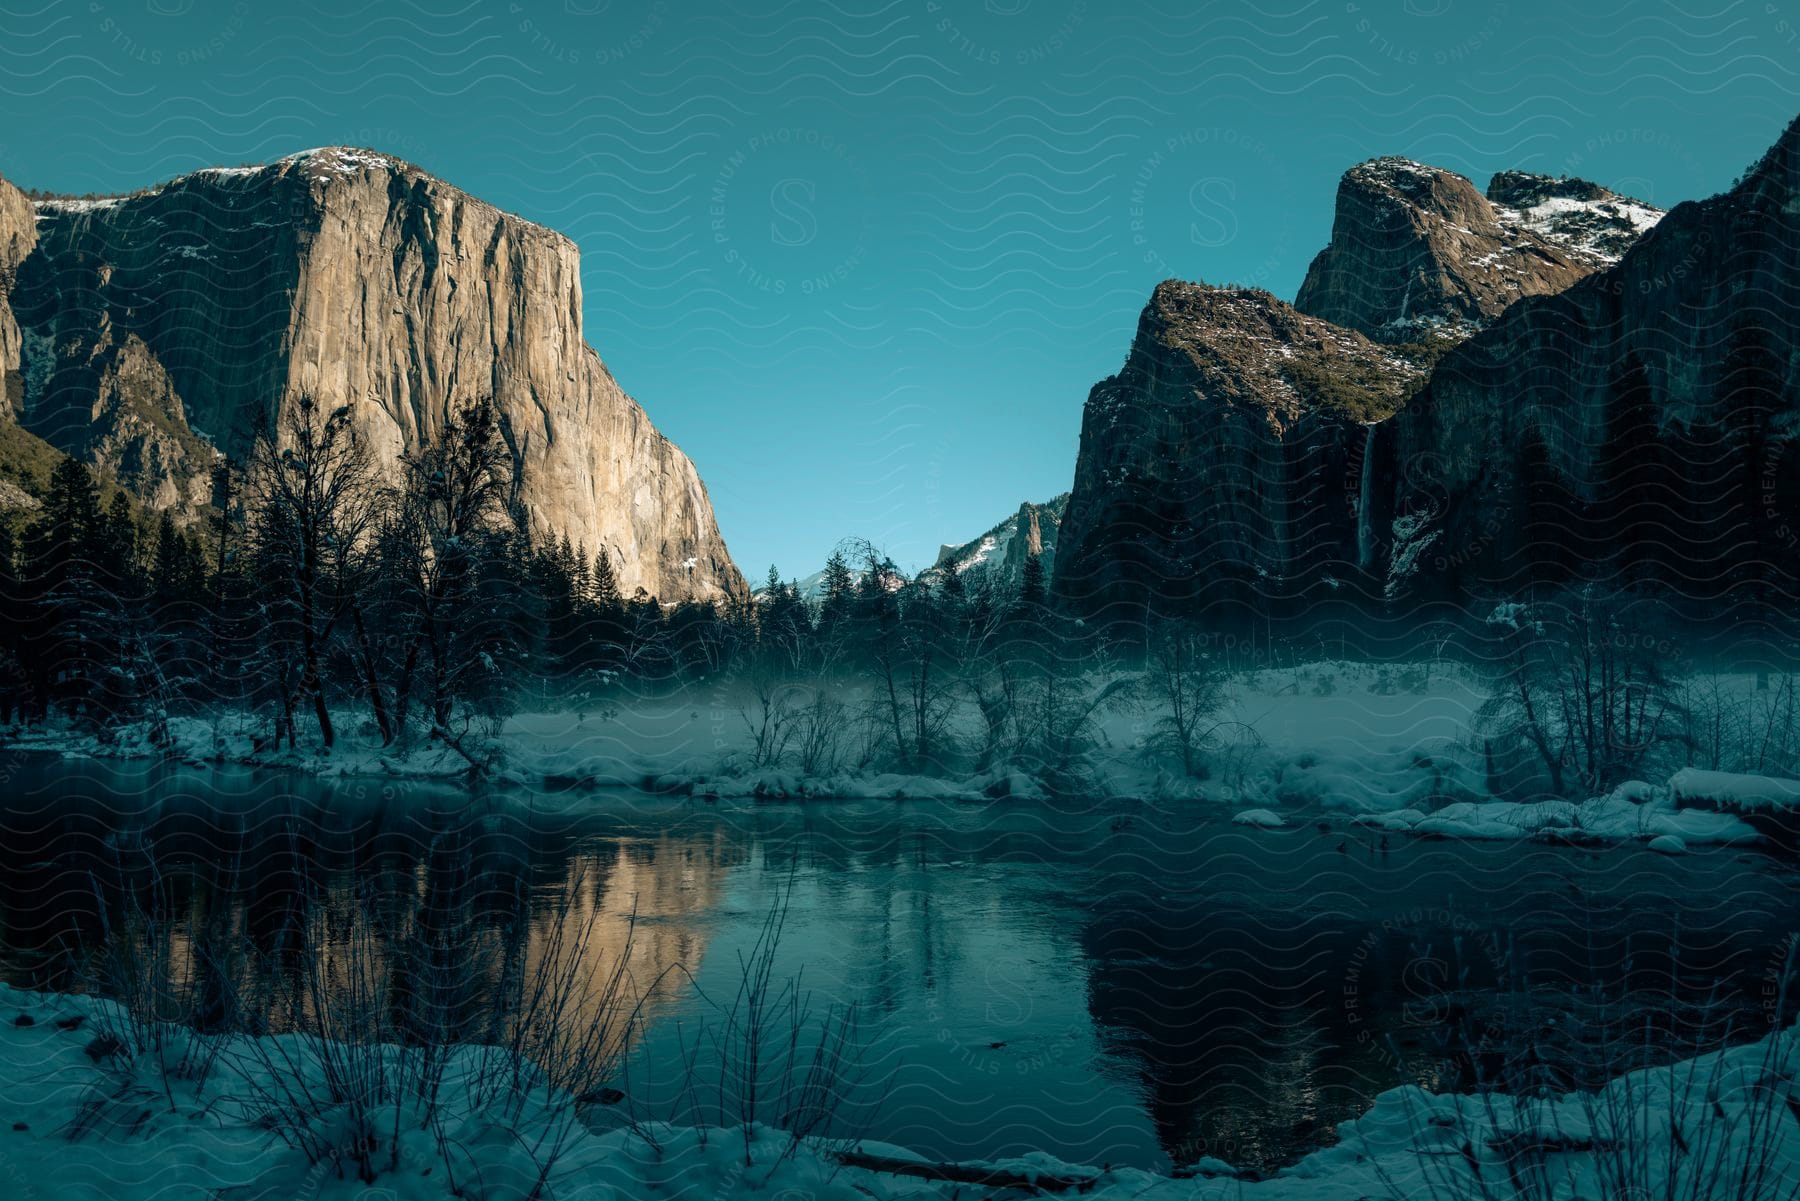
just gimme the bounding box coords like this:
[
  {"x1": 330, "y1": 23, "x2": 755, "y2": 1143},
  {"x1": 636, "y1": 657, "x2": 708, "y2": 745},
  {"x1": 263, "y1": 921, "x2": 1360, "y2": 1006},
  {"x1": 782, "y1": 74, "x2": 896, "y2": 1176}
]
[
  {"x1": 0, "y1": 397, "x2": 729, "y2": 753},
  {"x1": 5, "y1": 391, "x2": 1770, "y2": 802},
  {"x1": 0, "y1": 395, "x2": 1090, "y2": 771}
]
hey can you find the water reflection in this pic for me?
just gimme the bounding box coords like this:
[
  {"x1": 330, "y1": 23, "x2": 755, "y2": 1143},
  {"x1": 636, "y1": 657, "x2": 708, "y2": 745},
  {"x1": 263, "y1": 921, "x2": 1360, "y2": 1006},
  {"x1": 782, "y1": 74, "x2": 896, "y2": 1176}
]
[{"x1": 1, "y1": 754, "x2": 1796, "y2": 1174}]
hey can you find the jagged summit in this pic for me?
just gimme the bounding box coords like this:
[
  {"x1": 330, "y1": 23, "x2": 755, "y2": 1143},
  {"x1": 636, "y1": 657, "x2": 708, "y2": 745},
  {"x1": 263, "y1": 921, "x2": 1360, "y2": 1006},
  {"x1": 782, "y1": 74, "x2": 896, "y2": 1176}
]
[
  {"x1": 1295, "y1": 155, "x2": 1662, "y2": 339},
  {"x1": 1484, "y1": 170, "x2": 1663, "y2": 265},
  {"x1": 925, "y1": 494, "x2": 1069, "y2": 589}
]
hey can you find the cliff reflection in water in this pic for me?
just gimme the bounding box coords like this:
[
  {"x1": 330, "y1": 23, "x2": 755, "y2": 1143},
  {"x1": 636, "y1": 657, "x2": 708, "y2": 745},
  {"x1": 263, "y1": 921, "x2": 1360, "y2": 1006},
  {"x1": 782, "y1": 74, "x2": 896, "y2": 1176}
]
[{"x1": 0, "y1": 761, "x2": 736, "y2": 1057}]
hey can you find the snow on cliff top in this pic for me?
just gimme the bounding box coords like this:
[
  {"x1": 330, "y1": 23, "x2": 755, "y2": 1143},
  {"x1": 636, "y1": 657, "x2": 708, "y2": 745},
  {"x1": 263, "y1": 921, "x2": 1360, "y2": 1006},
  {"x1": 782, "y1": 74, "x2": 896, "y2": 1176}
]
[
  {"x1": 1495, "y1": 185, "x2": 1664, "y2": 265},
  {"x1": 1340, "y1": 157, "x2": 1666, "y2": 268},
  {"x1": 31, "y1": 147, "x2": 410, "y2": 212}
]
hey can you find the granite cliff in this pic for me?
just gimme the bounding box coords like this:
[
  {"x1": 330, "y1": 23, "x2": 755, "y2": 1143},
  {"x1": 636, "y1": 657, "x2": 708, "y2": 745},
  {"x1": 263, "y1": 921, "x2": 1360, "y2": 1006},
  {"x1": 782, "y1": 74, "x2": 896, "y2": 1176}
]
[
  {"x1": 1054, "y1": 148, "x2": 1678, "y2": 625},
  {"x1": 6, "y1": 148, "x2": 742, "y2": 602},
  {"x1": 1052, "y1": 281, "x2": 1421, "y2": 621},
  {"x1": 1294, "y1": 157, "x2": 1662, "y2": 340},
  {"x1": 1385, "y1": 116, "x2": 1800, "y2": 603},
  {"x1": 0, "y1": 175, "x2": 34, "y2": 421},
  {"x1": 925, "y1": 494, "x2": 1069, "y2": 593}
]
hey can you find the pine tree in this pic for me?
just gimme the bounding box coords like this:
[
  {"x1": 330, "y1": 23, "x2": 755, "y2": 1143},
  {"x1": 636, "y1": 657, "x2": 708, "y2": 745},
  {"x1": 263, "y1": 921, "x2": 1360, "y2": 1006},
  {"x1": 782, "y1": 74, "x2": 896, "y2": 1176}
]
[
  {"x1": 570, "y1": 541, "x2": 592, "y2": 604},
  {"x1": 0, "y1": 523, "x2": 19, "y2": 722},
  {"x1": 592, "y1": 547, "x2": 622, "y2": 610},
  {"x1": 818, "y1": 550, "x2": 856, "y2": 637},
  {"x1": 98, "y1": 491, "x2": 139, "y2": 588},
  {"x1": 22, "y1": 459, "x2": 106, "y2": 720},
  {"x1": 1018, "y1": 551, "x2": 1046, "y2": 611},
  {"x1": 940, "y1": 562, "x2": 966, "y2": 604},
  {"x1": 152, "y1": 513, "x2": 183, "y2": 604},
  {"x1": 760, "y1": 567, "x2": 811, "y2": 664},
  {"x1": 145, "y1": 512, "x2": 209, "y2": 710},
  {"x1": 588, "y1": 547, "x2": 626, "y2": 673}
]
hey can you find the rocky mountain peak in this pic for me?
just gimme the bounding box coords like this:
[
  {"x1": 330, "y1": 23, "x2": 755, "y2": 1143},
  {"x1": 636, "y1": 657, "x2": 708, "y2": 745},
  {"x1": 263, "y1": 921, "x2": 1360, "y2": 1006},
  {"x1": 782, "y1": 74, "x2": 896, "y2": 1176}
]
[
  {"x1": 9, "y1": 151, "x2": 744, "y2": 602},
  {"x1": 1295, "y1": 156, "x2": 1662, "y2": 340},
  {"x1": 927, "y1": 493, "x2": 1070, "y2": 590},
  {"x1": 1340, "y1": 156, "x2": 1496, "y2": 226},
  {"x1": 1139, "y1": 280, "x2": 1421, "y2": 426},
  {"x1": 1052, "y1": 279, "x2": 1419, "y2": 620}
]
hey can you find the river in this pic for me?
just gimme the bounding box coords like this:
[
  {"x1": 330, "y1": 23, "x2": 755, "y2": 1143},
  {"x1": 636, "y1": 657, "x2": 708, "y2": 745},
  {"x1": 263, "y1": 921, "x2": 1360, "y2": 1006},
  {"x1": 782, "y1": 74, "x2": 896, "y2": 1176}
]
[{"x1": 0, "y1": 751, "x2": 1794, "y2": 1174}]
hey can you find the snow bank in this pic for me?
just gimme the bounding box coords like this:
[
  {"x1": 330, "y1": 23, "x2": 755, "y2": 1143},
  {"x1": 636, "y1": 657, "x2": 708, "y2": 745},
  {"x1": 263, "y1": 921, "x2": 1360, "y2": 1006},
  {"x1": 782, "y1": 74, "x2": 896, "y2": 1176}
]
[
  {"x1": 1670, "y1": 767, "x2": 1800, "y2": 812},
  {"x1": 1346, "y1": 785, "x2": 1757, "y2": 847},
  {"x1": 4, "y1": 982, "x2": 1798, "y2": 1201},
  {"x1": 6, "y1": 665, "x2": 1788, "y2": 855}
]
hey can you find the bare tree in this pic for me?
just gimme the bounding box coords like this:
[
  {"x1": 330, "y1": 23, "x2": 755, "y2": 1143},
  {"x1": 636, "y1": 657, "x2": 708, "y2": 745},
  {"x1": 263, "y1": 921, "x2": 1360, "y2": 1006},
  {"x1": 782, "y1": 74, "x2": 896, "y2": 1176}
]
[
  {"x1": 393, "y1": 399, "x2": 515, "y2": 739},
  {"x1": 245, "y1": 394, "x2": 389, "y2": 749},
  {"x1": 1017, "y1": 649, "x2": 1134, "y2": 783},
  {"x1": 1479, "y1": 588, "x2": 1684, "y2": 798},
  {"x1": 1145, "y1": 626, "x2": 1229, "y2": 778},
  {"x1": 792, "y1": 689, "x2": 848, "y2": 775},
  {"x1": 957, "y1": 592, "x2": 1026, "y2": 771},
  {"x1": 740, "y1": 659, "x2": 802, "y2": 770}
]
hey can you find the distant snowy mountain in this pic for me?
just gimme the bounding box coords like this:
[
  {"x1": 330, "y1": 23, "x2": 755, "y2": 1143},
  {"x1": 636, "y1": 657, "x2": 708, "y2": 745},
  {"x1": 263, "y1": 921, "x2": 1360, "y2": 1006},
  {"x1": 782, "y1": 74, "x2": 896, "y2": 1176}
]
[
  {"x1": 921, "y1": 494, "x2": 1069, "y2": 592},
  {"x1": 754, "y1": 558, "x2": 902, "y2": 602},
  {"x1": 758, "y1": 494, "x2": 1070, "y2": 603}
]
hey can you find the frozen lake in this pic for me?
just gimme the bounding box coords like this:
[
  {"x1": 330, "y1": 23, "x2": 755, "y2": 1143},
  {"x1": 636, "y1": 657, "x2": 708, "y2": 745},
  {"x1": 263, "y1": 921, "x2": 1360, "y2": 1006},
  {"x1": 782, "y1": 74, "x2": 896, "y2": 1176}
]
[{"x1": 1, "y1": 752, "x2": 1795, "y2": 1174}]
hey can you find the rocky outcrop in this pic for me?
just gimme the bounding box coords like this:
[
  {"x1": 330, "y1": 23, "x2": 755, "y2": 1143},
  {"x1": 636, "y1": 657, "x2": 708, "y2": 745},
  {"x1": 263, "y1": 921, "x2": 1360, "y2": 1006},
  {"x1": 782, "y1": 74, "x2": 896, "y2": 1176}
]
[
  {"x1": 1384, "y1": 115, "x2": 1800, "y2": 603},
  {"x1": 0, "y1": 175, "x2": 35, "y2": 417},
  {"x1": 1294, "y1": 158, "x2": 1662, "y2": 340},
  {"x1": 1484, "y1": 171, "x2": 1665, "y2": 265},
  {"x1": 925, "y1": 493, "x2": 1069, "y2": 593},
  {"x1": 29, "y1": 320, "x2": 220, "y2": 518},
  {"x1": 1053, "y1": 281, "x2": 1421, "y2": 621},
  {"x1": 1049, "y1": 148, "x2": 1687, "y2": 626},
  {"x1": 11, "y1": 148, "x2": 742, "y2": 602}
]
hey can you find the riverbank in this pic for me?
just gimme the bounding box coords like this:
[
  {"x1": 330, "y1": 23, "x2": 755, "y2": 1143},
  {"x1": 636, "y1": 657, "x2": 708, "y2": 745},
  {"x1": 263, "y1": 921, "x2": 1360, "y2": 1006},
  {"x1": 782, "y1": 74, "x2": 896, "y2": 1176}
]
[
  {"x1": 2, "y1": 981, "x2": 1795, "y2": 1201},
  {"x1": 0, "y1": 661, "x2": 1778, "y2": 852}
]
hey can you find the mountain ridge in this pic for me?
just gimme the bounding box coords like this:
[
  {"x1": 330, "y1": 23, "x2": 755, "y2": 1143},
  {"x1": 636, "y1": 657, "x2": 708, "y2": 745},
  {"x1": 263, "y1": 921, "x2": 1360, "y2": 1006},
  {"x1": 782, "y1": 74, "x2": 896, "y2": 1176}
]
[{"x1": 1051, "y1": 144, "x2": 1691, "y2": 623}]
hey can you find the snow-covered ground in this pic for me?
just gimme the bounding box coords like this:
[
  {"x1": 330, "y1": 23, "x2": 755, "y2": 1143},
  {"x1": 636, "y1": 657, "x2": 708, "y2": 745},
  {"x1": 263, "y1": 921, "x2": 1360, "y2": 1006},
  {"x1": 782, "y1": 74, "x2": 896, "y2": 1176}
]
[
  {"x1": 1, "y1": 660, "x2": 1783, "y2": 851},
  {"x1": 3, "y1": 980, "x2": 1796, "y2": 1201}
]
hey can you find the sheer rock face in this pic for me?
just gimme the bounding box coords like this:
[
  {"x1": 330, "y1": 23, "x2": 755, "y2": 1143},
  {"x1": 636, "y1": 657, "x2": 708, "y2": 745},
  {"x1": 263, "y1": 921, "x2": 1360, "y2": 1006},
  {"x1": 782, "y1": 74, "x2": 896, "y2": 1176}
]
[
  {"x1": 1052, "y1": 281, "x2": 1420, "y2": 620},
  {"x1": 1294, "y1": 157, "x2": 1662, "y2": 340},
  {"x1": 29, "y1": 316, "x2": 220, "y2": 518},
  {"x1": 1385, "y1": 116, "x2": 1800, "y2": 601},
  {"x1": 11, "y1": 148, "x2": 743, "y2": 602},
  {"x1": 927, "y1": 493, "x2": 1069, "y2": 591},
  {"x1": 0, "y1": 176, "x2": 34, "y2": 417}
]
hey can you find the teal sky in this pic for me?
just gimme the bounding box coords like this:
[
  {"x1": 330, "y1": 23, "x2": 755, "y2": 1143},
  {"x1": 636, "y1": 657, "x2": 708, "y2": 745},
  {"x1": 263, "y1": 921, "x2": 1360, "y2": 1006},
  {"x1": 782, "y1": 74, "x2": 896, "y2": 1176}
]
[{"x1": 2, "y1": 0, "x2": 1795, "y2": 579}]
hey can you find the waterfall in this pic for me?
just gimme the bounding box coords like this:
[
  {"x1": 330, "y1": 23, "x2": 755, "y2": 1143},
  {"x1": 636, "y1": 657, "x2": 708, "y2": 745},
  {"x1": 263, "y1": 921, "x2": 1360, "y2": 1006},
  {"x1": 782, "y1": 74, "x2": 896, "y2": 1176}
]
[{"x1": 1356, "y1": 423, "x2": 1376, "y2": 571}]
